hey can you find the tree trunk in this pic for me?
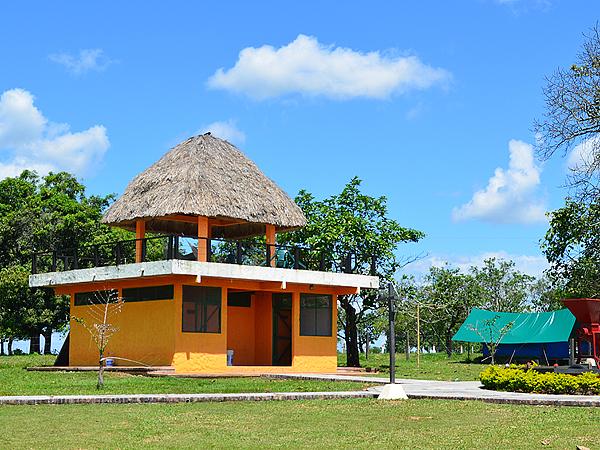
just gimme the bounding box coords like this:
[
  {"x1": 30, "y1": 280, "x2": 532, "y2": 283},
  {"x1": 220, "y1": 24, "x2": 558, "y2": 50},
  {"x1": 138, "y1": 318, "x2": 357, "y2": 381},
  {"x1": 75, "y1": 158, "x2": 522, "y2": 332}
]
[
  {"x1": 43, "y1": 329, "x2": 52, "y2": 355},
  {"x1": 29, "y1": 333, "x2": 41, "y2": 354},
  {"x1": 342, "y1": 299, "x2": 360, "y2": 367},
  {"x1": 97, "y1": 355, "x2": 104, "y2": 389},
  {"x1": 445, "y1": 329, "x2": 453, "y2": 357},
  {"x1": 7, "y1": 337, "x2": 13, "y2": 356},
  {"x1": 0, "y1": 338, "x2": 4, "y2": 356}
]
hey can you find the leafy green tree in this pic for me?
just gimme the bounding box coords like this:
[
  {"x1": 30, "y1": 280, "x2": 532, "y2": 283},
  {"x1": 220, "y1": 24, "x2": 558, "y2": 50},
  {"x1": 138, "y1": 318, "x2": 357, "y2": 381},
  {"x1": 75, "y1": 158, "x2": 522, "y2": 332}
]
[
  {"x1": 0, "y1": 266, "x2": 31, "y2": 354},
  {"x1": 529, "y1": 274, "x2": 568, "y2": 312},
  {"x1": 541, "y1": 199, "x2": 600, "y2": 298},
  {"x1": 534, "y1": 25, "x2": 600, "y2": 199},
  {"x1": 283, "y1": 177, "x2": 424, "y2": 367},
  {"x1": 419, "y1": 266, "x2": 482, "y2": 357},
  {"x1": 470, "y1": 258, "x2": 533, "y2": 312},
  {"x1": 0, "y1": 171, "x2": 123, "y2": 353}
]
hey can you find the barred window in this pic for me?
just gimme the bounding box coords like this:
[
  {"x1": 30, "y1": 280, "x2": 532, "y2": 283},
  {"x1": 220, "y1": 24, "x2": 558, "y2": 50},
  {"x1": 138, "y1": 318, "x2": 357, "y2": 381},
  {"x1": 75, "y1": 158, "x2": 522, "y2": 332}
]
[
  {"x1": 182, "y1": 286, "x2": 221, "y2": 333},
  {"x1": 122, "y1": 285, "x2": 174, "y2": 303},
  {"x1": 300, "y1": 294, "x2": 332, "y2": 336},
  {"x1": 74, "y1": 290, "x2": 118, "y2": 306}
]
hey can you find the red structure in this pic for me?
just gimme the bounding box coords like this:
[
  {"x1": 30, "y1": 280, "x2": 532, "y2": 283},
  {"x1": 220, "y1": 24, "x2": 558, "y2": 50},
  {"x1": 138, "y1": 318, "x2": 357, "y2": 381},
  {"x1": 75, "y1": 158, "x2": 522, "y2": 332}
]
[{"x1": 561, "y1": 298, "x2": 600, "y2": 365}]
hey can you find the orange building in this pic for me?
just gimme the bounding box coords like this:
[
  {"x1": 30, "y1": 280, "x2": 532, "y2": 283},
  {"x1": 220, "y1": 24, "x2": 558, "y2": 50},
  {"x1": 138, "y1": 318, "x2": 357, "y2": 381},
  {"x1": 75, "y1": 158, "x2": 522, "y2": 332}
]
[{"x1": 30, "y1": 133, "x2": 379, "y2": 374}]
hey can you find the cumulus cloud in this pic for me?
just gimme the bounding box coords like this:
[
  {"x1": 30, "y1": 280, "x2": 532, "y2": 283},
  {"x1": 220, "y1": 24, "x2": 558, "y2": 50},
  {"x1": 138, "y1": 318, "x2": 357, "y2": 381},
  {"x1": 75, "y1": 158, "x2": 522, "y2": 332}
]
[
  {"x1": 200, "y1": 120, "x2": 246, "y2": 145},
  {"x1": 0, "y1": 88, "x2": 109, "y2": 178},
  {"x1": 207, "y1": 34, "x2": 450, "y2": 100},
  {"x1": 567, "y1": 136, "x2": 600, "y2": 173},
  {"x1": 452, "y1": 139, "x2": 546, "y2": 224},
  {"x1": 407, "y1": 251, "x2": 548, "y2": 278},
  {"x1": 49, "y1": 49, "x2": 113, "y2": 75}
]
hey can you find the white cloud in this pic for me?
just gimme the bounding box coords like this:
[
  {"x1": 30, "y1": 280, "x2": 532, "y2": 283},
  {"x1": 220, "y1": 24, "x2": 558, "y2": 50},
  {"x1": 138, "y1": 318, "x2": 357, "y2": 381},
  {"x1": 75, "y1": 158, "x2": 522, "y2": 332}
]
[
  {"x1": 567, "y1": 136, "x2": 600, "y2": 173},
  {"x1": 406, "y1": 251, "x2": 548, "y2": 278},
  {"x1": 207, "y1": 34, "x2": 450, "y2": 100},
  {"x1": 452, "y1": 139, "x2": 546, "y2": 224},
  {"x1": 200, "y1": 120, "x2": 246, "y2": 145},
  {"x1": 49, "y1": 49, "x2": 112, "y2": 75},
  {"x1": 0, "y1": 88, "x2": 109, "y2": 178}
]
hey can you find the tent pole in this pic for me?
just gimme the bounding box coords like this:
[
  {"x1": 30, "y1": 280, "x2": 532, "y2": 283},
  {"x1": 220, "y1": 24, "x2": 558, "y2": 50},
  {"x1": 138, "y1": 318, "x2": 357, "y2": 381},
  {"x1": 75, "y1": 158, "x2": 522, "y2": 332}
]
[{"x1": 542, "y1": 345, "x2": 549, "y2": 366}]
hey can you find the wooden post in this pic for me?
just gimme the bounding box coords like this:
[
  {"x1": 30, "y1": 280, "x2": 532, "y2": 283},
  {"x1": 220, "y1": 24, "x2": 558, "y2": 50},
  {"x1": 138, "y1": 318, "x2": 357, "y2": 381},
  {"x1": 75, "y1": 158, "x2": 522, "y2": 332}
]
[
  {"x1": 135, "y1": 220, "x2": 145, "y2": 263},
  {"x1": 197, "y1": 216, "x2": 209, "y2": 262},
  {"x1": 265, "y1": 224, "x2": 276, "y2": 267}
]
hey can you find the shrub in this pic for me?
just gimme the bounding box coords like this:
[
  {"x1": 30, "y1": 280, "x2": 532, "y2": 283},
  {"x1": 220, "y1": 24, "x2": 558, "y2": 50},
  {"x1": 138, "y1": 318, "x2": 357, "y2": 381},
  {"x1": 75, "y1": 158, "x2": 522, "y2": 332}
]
[{"x1": 480, "y1": 365, "x2": 600, "y2": 395}]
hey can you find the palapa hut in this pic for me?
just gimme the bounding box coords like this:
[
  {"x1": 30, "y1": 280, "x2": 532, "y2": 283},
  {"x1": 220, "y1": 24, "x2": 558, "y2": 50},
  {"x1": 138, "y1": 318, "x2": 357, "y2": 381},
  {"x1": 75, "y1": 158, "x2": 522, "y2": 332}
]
[{"x1": 30, "y1": 133, "x2": 379, "y2": 374}]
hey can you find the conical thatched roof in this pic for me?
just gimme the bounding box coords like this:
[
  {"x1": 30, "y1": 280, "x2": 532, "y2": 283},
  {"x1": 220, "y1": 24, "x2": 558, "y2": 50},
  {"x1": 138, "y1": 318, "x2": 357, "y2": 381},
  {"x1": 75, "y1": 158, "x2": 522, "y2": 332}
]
[{"x1": 102, "y1": 133, "x2": 306, "y2": 238}]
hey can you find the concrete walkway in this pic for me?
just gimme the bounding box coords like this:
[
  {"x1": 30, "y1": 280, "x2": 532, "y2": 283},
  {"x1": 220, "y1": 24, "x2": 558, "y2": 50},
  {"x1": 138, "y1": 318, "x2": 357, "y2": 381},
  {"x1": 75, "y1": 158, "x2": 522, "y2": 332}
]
[
  {"x1": 4, "y1": 374, "x2": 600, "y2": 406},
  {"x1": 0, "y1": 390, "x2": 377, "y2": 405},
  {"x1": 274, "y1": 374, "x2": 600, "y2": 407}
]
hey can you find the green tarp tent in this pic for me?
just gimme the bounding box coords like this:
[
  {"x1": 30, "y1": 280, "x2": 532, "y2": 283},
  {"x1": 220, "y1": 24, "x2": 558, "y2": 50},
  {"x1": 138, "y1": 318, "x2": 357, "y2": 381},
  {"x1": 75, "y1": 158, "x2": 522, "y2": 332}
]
[{"x1": 453, "y1": 308, "x2": 576, "y2": 344}]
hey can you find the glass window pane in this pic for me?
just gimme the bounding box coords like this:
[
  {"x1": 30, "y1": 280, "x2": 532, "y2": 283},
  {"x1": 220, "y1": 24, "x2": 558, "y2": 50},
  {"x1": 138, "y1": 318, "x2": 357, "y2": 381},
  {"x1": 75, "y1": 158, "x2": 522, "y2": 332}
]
[
  {"x1": 182, "y1": 301, "x2": 196, "y2": 332},
  {"x1": 300, "y1": 307, "x2": 314, "y2": 335},
  {"x1": 205, "y1": 304, "x2": 221, "y2": 333},
  {"x1": 182, "y1": 285, "x2": 221, "y2": 333},
  {"x1": 315, "y1": 308, "x2": 332, "y2": 336},
  {"x1": 300, "y1": 294, "x2": 332, "y2": 336}
]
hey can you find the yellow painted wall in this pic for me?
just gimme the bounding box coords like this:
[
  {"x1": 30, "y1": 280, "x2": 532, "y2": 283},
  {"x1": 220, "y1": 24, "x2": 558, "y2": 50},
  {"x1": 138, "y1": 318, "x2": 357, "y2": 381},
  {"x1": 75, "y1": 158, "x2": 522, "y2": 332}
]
[
  {"x1": 290, "y1": 292, "x2": 338, "y2": 373},
  {"x1": 172, "y1": 282, "x2": 228, "y2": 373},
  {"x1": 226, "y1": 295, "x2": 256, "y2": 366},
  {"x1": 66, "y1": 276, "x2": 339, "y2": 374},
  {"x1": 253, "y1": 292, "x2": 272, "y2": 365},
  {"x1": 69, "y1": 278, "x2": 177, "y2": 366}
]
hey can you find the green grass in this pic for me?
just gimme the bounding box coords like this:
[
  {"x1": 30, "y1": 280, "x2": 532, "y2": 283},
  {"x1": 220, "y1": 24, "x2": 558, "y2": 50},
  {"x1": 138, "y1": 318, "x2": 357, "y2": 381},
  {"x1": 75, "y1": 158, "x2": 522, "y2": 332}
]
[
  {"x1": 0, "y1": 355, "x2": 373, "y2": 396},
  {"x1": 1, "y1": 399, "x2": 599, "y2": 449},
  {"x1": 338, "y1": 352, "x2": 485, "y2": 381}
]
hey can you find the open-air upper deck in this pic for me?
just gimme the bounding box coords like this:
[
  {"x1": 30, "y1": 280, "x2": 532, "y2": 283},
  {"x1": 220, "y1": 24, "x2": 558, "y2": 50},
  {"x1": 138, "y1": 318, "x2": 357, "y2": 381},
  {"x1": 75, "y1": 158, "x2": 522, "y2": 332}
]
[{"x1": 30, "y1": 233, "x2": 380, "y2": 292}]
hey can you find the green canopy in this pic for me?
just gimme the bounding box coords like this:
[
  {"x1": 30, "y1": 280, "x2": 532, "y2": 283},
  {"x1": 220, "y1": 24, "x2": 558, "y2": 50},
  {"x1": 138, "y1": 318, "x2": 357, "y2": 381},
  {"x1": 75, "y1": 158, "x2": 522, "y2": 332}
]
[{"x1": 452, "y1": 308, "x2": 576, "y2": 344}]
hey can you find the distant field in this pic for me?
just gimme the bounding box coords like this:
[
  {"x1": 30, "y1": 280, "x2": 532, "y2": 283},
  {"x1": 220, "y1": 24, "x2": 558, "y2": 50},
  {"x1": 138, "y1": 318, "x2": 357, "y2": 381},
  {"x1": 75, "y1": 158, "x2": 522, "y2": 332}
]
[
  {"x1": 338, "y1": 352, "x2": 485, "y2": 381},
  {"x1": 0, "y1": 355, "x2": 373, "y2": 396},
  {"x1": 1, "y1": 399, "x2": 598, "y2": 449}
]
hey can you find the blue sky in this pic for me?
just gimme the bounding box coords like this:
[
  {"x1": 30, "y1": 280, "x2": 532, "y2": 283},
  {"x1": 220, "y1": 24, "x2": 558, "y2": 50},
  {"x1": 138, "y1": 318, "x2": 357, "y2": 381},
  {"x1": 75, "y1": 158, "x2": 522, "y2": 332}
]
[{"x1": 0, "y1": 0, "x2": 597, "y2": 278}]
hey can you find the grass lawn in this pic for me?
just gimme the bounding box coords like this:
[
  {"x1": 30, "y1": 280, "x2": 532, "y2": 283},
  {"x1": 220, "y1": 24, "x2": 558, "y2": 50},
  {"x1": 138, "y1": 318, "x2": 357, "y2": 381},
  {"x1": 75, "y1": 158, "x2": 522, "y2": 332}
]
[
  {"x1": 0, "y1": 355, "x2": 373, "y2": 396},
  {"x1": 338, "y1": 352, "x2": 485, "y2": 381},
  {"x1": 1, "y1": 399, "x2": 599, "y2": 449}
]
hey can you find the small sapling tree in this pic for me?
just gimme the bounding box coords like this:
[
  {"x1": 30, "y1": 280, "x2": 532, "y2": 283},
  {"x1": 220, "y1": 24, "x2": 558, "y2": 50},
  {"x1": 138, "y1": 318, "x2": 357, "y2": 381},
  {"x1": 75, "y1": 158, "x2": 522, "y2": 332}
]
[
  {"x1": 468, "y1": 315, "x2": 514, "y2": 365},
  {"x1": 72, "y1": 289, "x2": 124, "y2": 389}
]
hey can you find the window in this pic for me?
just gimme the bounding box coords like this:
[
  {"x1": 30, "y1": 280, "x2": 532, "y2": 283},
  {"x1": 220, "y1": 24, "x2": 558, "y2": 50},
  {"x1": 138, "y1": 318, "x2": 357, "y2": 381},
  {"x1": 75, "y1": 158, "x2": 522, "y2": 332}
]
[
  {"x1": 227, "y1": 291, "x2": 252, "y2": 308},
  {"x1": 74, "y1": 290, "x2": 118, "y2": 306},
  {"x1": 122, "y1": 285, "x2": 174, "y2": 303},
  {"x1": 300, "y1": 294, "x2": 332, "y2": 336},
  {"x1": 182, "y1": 286, "x2": 221, "y2": 333}
]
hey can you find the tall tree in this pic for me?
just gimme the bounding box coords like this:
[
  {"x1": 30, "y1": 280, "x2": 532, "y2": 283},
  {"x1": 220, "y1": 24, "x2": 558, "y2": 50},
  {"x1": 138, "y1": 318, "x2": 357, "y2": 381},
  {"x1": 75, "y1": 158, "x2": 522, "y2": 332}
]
[
  {"x1": 529, "y1": 274, "x2": 567, "y2": 312},
  {"x1": 419, "y1": 266, "x2": 482, "y2": 357},
  {"x1": 470, "y1": 258, "x2": 533, "y2": 312},
  {"x1": 0, "y1": 171, "x2": 122, "y2": 352},
  {"x1": 541, "y1": 199, "x2": 600, "y2": 298},
  {"x1": 283, "y1": 177, "x2": 424, "y2": 367},
  {"x1": 534, "y1": 25, "x2": 600, "y2": 199}
]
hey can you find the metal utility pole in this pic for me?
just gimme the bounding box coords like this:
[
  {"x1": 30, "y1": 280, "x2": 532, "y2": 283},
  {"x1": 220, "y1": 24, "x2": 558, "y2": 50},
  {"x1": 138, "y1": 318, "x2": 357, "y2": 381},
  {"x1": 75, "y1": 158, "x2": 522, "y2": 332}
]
[
  {"x1": 378, "y1": 282, "x2": 408, "y2": 400},
  {"x1": 388, "y1": 283, "x2": 396, "y2": 384},
  {"x1": 416, "y1": 304, "x2": 421, "y2": 369}
]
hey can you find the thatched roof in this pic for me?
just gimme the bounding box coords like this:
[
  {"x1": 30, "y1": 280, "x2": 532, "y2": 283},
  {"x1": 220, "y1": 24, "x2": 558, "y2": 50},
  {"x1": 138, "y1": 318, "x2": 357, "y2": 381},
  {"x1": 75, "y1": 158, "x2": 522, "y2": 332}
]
[{"x1": 102, "y1": 133, "x2": 306, "y2": 238}]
